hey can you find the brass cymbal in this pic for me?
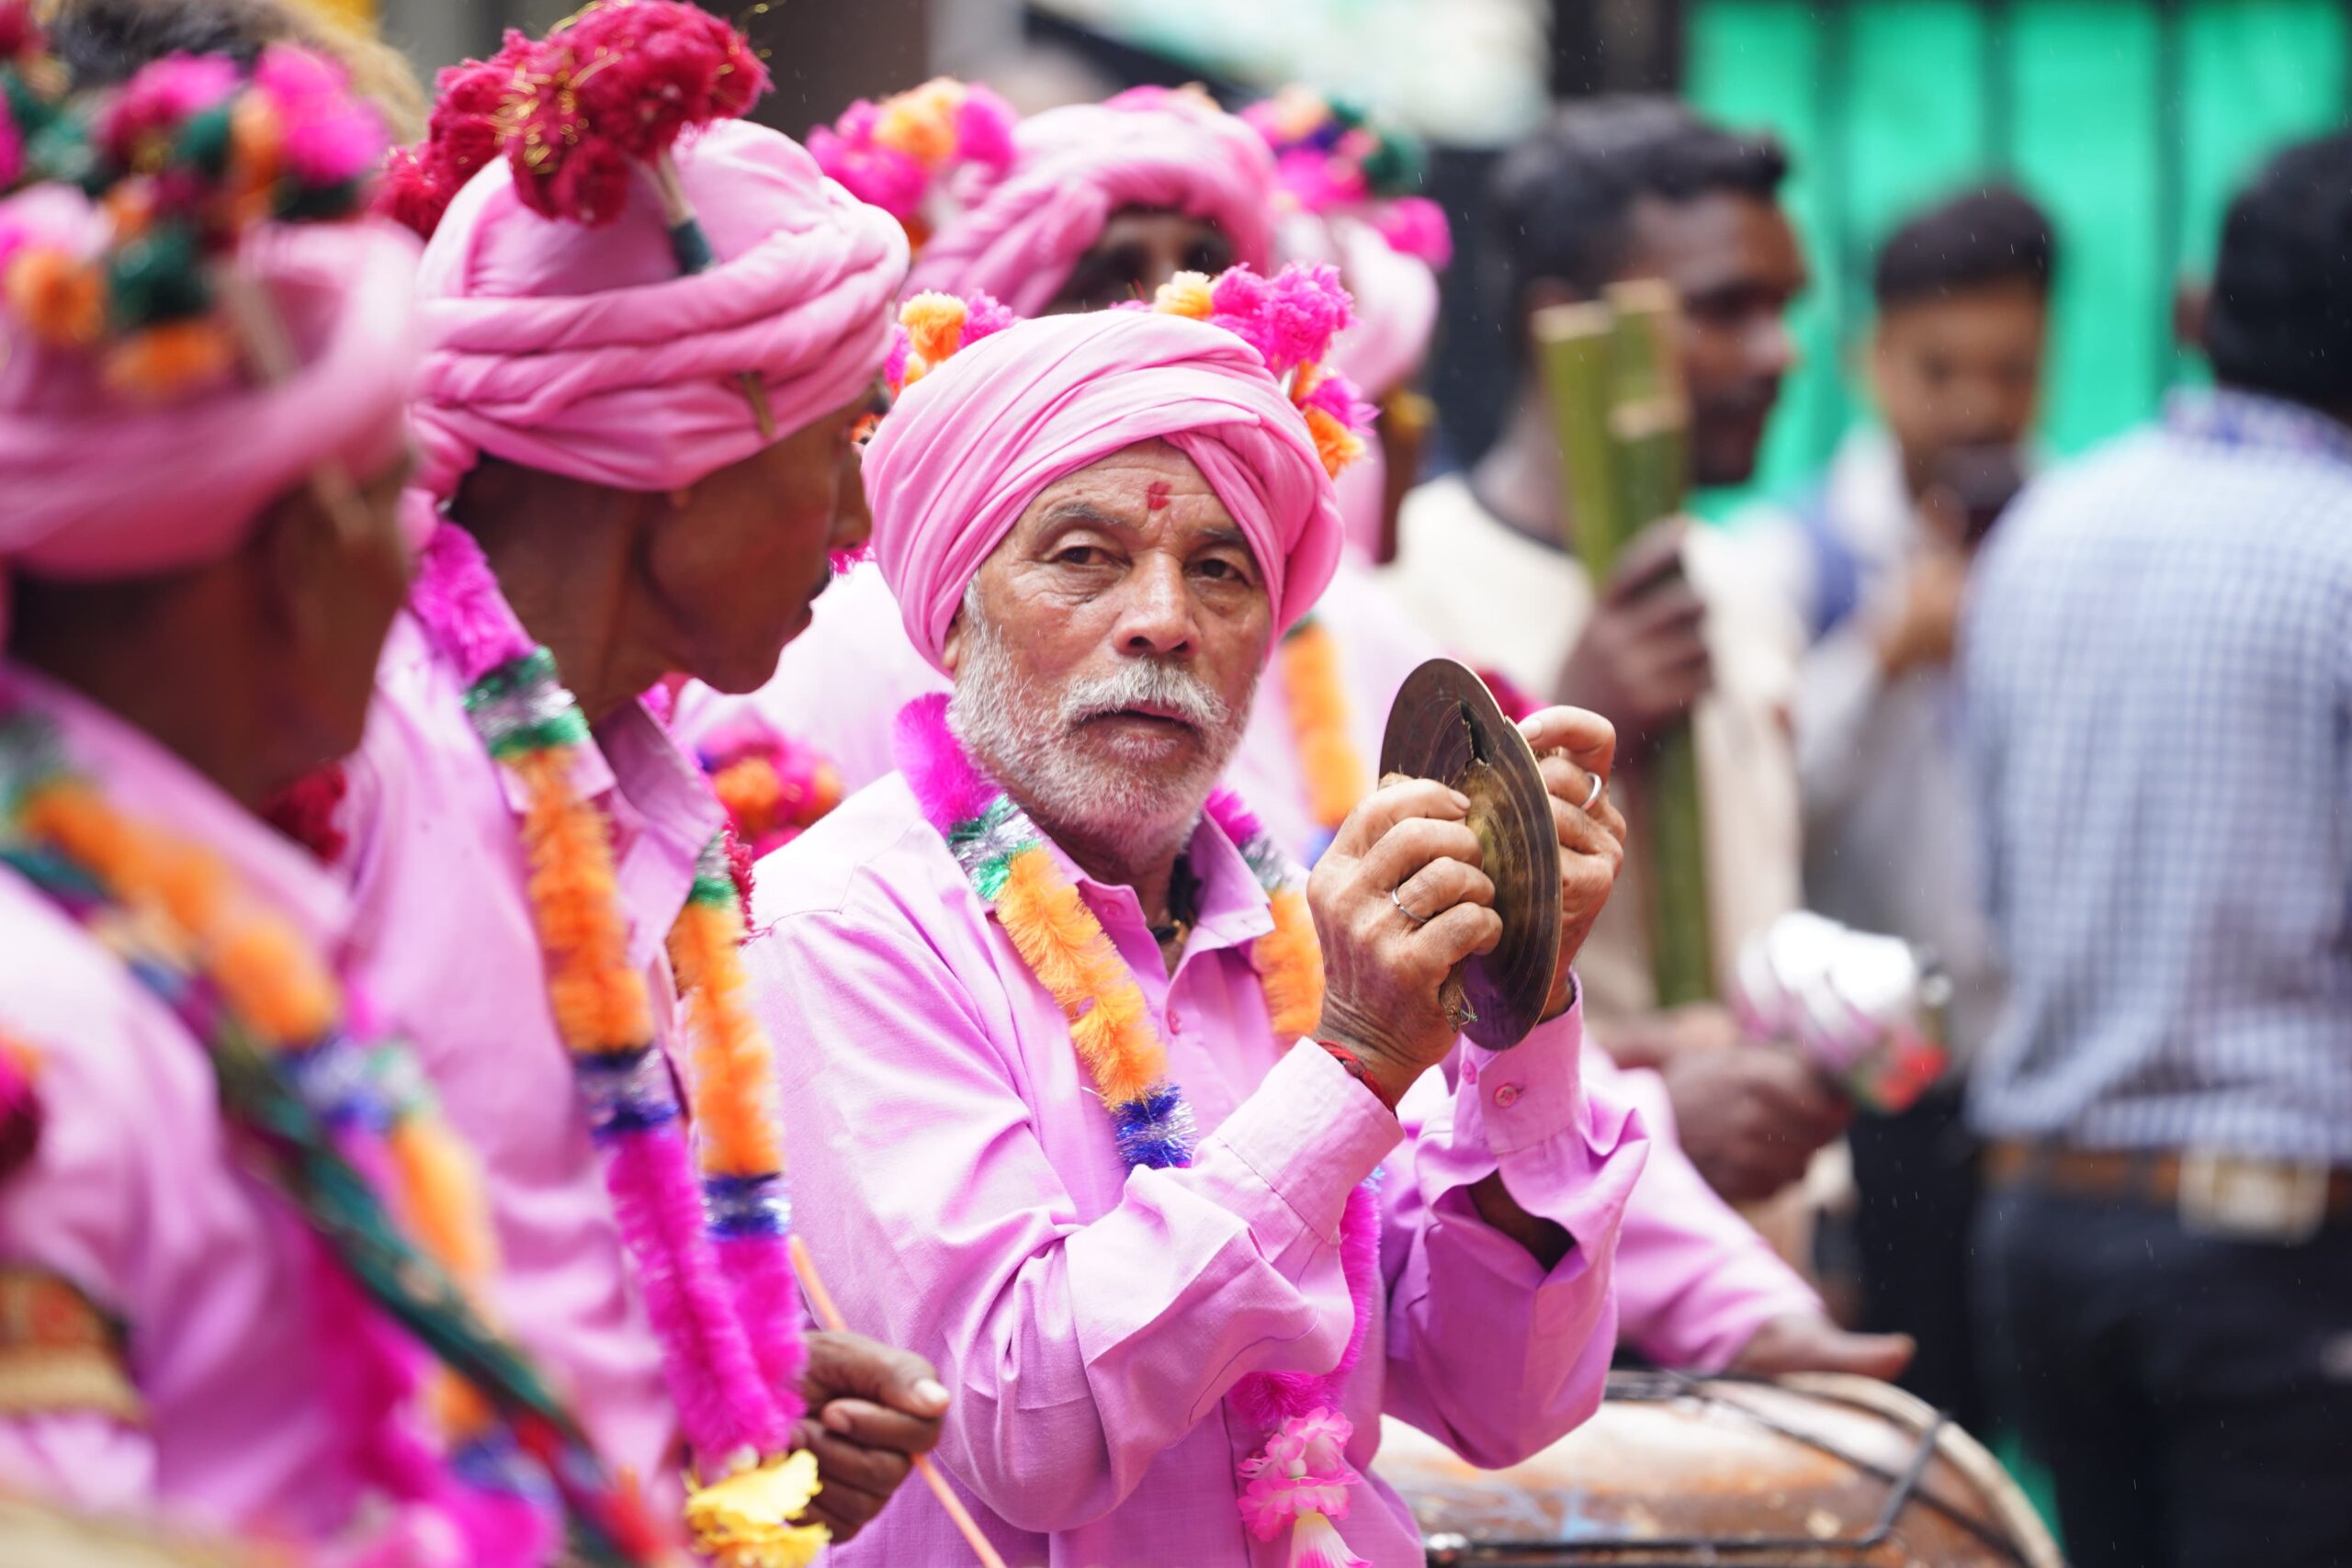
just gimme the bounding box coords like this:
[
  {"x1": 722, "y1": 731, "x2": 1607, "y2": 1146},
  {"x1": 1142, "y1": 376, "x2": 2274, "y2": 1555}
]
[{"x1": 1378, "y1": 658, "x2": 1561, "y2": 1050}]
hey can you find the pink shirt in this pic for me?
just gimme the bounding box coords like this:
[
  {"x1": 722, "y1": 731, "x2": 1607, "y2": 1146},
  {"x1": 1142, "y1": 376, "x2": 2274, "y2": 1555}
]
[
  {"x1": 691, "y1": 558, "x2": 1819, "y2": 1379},
  {"x1": 741, "y1": 774, "x2": 1648, "y2": 1567},
  {"x1": 1227, "y1": 563, "x2": 1820, "y2": 1371},
  {"x1": 338, "y1": 610, "x2": 721, "y2": 1496},
  {"x1": 0, "y1": 669, "x2": 382, "y2": 1540}
]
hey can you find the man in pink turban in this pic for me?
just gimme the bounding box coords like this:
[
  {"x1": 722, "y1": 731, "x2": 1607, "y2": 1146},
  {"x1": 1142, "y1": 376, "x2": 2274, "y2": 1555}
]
[
  {"x1": 0, "y1": 49, "x2": 633, "y2": 1558},
  {"x1": 738, "y1": 280, "x2": 1648, "y2": 1566},
  {"x1": 904, "y1": 84, "x2": 1276, "y2": 315},
  {"x1": 313, "y1": 6, "x2": 946, "y2": 1552}
]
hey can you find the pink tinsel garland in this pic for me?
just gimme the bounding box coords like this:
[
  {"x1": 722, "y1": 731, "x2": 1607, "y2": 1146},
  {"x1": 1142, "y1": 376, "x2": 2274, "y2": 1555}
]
[{"x1": 605, "y1": 1124, "x2": 792, "y2": 1459}]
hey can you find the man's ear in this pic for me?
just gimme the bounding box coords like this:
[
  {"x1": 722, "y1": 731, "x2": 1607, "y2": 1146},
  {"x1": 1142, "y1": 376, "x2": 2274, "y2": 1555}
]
[
  {"x1": 941, "y1": 606, "x2": 966, "y2": 674},
  {"x1": 254, "y1": 483, "x2": 333, "y2": 646}
]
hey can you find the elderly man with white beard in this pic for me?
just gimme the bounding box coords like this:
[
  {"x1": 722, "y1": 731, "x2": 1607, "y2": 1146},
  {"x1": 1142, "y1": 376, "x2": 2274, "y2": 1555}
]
[{"x1": 739, "y1": 276, "x2": 1648, "y2": 1568}]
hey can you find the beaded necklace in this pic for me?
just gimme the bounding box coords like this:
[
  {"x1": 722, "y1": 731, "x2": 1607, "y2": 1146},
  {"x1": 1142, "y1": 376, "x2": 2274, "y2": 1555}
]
[
  {"x1": 898, "y1": 692, "x2": 1383, "y2": 1568},
  {"x1": 0, "y1": 688, "x2": 653, "y2": 1567},
  {"x1": 410, "y1": 521, "x2": 824, "y2": 1565}
]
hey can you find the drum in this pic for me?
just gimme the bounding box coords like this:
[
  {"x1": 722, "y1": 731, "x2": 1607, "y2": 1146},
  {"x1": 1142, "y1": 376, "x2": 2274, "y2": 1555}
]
[{"x1": 1375, "y1": 1371, "x2": 2064, "y2": 1567}]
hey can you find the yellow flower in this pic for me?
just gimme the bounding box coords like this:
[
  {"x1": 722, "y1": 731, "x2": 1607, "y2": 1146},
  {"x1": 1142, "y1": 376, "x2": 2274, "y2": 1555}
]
[
  {"x1": 684, "y1": 1450, "x2": 831, "y2": 1568},
  {"x1": 1151, "y1": 271, "x2": 1214, "y2": 321},
  {"x1": 899, "y1": 291, "x2": 967, "y2": 370}
]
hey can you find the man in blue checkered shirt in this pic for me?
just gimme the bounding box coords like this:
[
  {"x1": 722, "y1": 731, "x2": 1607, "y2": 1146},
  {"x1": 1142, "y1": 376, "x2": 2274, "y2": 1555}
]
[{"x1": 1963, "y1": 131, "x2": 2352, "y2": 1568}]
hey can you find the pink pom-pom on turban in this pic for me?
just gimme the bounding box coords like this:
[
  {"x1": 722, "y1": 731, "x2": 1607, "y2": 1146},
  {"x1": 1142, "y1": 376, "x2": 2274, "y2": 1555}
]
[
  {"x1": 406, "y1": 118, "x2": 909, "y2": 532},
  {"x1": 865, "y1": 308, "x2": 1344, "y2": 672},
  {"x1": 902, "y1": 85, "x2": 1276, "y2": 317},
  {"x1": 0, "y1": 186, "x2": 421, "y2": 579}
]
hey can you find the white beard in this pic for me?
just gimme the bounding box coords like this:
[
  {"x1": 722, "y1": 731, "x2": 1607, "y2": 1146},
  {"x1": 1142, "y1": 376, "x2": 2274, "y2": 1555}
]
[{"x1": 947, "y1": 589, "x2": 1255, "y2": 852}]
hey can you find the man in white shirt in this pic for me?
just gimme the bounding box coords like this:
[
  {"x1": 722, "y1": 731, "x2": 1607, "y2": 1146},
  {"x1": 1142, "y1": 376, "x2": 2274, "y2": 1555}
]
[
  {"x1": 1735, "y1": 186, "x2": 2056, "y2": 1431},
  {"x1": 1381, "y1": 98, "x2": 1838, "y2": 1213}
]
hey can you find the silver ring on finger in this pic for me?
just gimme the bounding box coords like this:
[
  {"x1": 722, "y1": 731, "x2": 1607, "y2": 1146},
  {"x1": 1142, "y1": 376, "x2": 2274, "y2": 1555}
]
[
  {"x1": 1390, "y1": 885, "x2": 1431, "y2": 925},
  {"x1": 1580, "y1": 770, "x2": 1605, "y2": 812}
]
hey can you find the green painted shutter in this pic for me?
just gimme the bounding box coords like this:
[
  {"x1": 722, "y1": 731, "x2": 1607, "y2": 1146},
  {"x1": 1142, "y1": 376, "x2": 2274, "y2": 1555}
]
[{"x1": 1687, "y1": 0, "x2": 2350, "y2": 513}]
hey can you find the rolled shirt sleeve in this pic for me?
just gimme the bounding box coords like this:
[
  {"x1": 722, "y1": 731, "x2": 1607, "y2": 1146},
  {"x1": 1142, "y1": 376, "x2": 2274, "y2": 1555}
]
[{"x1": 1381, "y1": 997, "x2": 1649, "y2": 1467}]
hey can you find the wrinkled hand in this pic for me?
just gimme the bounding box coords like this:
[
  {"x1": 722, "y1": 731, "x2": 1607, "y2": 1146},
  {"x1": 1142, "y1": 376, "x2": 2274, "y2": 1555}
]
[
  {"x1": 1662, "y1": 1043, "x2": 1850, "y2": 1203},
  {"x1": 1874, "y1": 546, "x2": 1968, "y2": 679},
  {"x1": 1554, "y1": 520, "x2": 1711, "y2": 756},
  {"x1": 1518, "y1": 705, "x2": 1629, "y2": 1019},
  {"x1": 1730, "y1": 1312, "x2": 1916, "y2": 1382},
  {"x1": 793, "y1": 1330, "x2": 949, "y2": 1541},
  {"x1": 1311, "y1": 778, "x2": 1502, "y2": 1106},
  {"x1": 1594, "y1": 1000, "x2": 1743, "y2": 1072}
]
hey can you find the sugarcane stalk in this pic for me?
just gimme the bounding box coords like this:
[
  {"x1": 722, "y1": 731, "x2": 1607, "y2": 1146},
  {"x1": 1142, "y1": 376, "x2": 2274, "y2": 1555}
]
[
  {"x1": 1532, "y1": 301, "x2": 1620, "y2": 570},
  {"x1": 1603, "y1": 281, "x2": 1713, "y2": 1005},
  {"x1": 1535, "y1": 284, "x2": 1714, "y2": 1006}
]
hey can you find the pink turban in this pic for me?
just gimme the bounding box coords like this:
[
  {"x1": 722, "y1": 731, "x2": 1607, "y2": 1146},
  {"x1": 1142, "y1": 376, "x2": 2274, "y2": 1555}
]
[
  {"x1": 1329, "y1": 218, "x2": 1440, "y2": 401},
  {"x1": 902, "y1": 86, "x2": 1275, "y2": 317},
  {"x1": 408, "y1": 118, "x2": 909, "y2": 524},
  {"x1": 865, "y1": 309, "x2": 1343, "y2": 671},
  {"x1": 0, "y1": 186, "x2": 420, "y2": 580}
]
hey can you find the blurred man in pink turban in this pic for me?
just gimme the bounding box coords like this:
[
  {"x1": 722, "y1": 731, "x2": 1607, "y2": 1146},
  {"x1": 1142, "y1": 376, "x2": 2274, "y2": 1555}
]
[
  {"x1": 291, "y1": 4, "x2": 944, "y2": 1554},
  {"x1": 0, "y1": 43, "x2": 649, "y2": 1561},
  {"x1": 738, "y1": 275, "x2": 1646, "y2": 1568},
  {"x1": 815, "y1": 76, "x2": 1274, "y2": 316}
]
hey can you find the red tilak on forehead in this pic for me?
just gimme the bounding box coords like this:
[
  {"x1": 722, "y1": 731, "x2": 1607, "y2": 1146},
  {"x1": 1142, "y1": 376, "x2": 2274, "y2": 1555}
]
[{"x1": 1146, "y1": 479, "x2": 1171, "y2": 512}]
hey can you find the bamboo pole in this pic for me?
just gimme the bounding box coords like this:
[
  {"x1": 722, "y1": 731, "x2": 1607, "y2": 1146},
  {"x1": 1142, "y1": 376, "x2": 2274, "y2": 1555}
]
[{"x1": 1532, "y1": 283, "x2": 1714, "y2": 1007}]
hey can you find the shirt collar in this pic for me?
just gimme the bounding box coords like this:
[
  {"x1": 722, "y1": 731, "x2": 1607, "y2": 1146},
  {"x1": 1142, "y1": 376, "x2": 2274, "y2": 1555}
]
[
  {"x1": 593, "y1": 696, "x2": 728, "y2": 971},
  {"x1": 1036, "y1": 803, "x2": 1276, "y2": 960},
  {"x1": 4, "y1": 660, "x2": 354, "y2": 953},
  {"x1": 2165, "y1": 388, "x2": 2352, "y2": 468}
]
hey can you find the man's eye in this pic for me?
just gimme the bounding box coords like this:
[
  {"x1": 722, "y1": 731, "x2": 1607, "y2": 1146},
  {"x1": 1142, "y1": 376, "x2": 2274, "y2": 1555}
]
[
  {"x1": 1056, "y1": 546, "x2": 1106, "y2": 568},
  {"x1": 1195, "y1": 558, "x2": 1250, "y2": 584}
]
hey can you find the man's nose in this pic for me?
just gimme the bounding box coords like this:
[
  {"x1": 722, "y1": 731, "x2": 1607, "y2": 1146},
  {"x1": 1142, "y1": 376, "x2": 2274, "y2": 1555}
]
[{"x1": 1113, "y1": 553, "x2": 1195, "y2": 658}]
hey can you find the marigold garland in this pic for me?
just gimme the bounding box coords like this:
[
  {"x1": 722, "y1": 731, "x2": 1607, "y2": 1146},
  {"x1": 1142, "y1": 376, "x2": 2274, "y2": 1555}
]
[
  {"x1": 1276, "y1": 615, "x2": 1367, "y2": 864},
  {"x1": 0, "y1": 692, "x2": 649, "y2": 1566},
  {"x1": 897, "y1": 693, "x2": 1379, "y2": 1566},
  {"x1": 413, "y1": 521, "x2": 822, "y2": 1564},
  {"x1": 695, "y1": 713, "x2": 845, "y2": 860}
]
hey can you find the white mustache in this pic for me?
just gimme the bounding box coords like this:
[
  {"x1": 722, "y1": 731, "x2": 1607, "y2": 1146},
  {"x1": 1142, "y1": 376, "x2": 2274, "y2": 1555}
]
[{"x1": 1059, "y1": 660, "x2": 1228, "y2": 730}]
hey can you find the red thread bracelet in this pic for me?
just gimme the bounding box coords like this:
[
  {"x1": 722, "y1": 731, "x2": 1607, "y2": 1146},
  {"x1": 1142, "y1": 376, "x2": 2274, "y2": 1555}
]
[{"x1": 1318, "y1": 1040, "x2": 1400, "y2": 1114}]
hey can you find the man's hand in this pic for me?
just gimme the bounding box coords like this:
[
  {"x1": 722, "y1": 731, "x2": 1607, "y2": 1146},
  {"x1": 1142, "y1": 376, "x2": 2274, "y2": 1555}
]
[
  {"x1": 793, "y1": 1330, "x2": 950, "y2": 1542},
  {"x1": 1311, "y1": 778, "x2": 1502, "y2": 1105},
  {"x1": 1520, "y1": 705, "x2": 1629, "y2": 1018},
  {"x1": 1594, "y1": 1001, "x2": 1743, "y2": 1072},
  {"x1": 1661, "y1": 1044, "x2": 1850, "y2": 1203},
  {"x1": 1873, "y1": 546, "x2": 1968, "y2": 679},
  {"x1": 1730, "y1": 1312, "x2": 1916, "y2": 1382},
  {"x1": 1555, "y1": 520, "x2": 1711, "y2": 756}
]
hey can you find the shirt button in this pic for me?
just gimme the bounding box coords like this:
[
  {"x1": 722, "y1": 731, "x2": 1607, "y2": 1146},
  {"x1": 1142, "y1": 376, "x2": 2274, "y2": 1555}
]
[
  {"x1": 1462, "y1": 1057, "x2": 1480, "y2": 1087},
  {"x1": 1493, "y1": 1083, "x2": 1522, "y2": 1109},
  {"x1": 1166, "y1": 1010, "x2": 1183, "y2": 1033}
]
